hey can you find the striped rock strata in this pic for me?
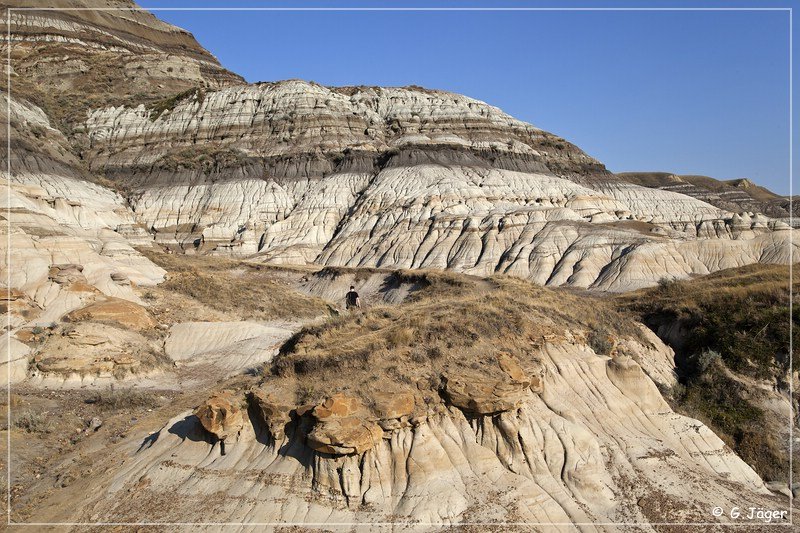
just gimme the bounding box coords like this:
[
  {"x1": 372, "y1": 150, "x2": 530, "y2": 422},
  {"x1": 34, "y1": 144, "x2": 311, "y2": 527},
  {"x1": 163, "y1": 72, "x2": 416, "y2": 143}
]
[{"x1": 80, "y1": 81, "x2": 796, "y2": 291}]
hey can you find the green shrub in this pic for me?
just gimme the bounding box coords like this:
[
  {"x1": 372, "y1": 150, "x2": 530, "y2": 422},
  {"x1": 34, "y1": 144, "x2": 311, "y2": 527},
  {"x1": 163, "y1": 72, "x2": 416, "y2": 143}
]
[
  {"x1": 147, "y1": 87, "x2": 205, "y2": 121},
  {"x1": 689, "y1": 348, "x2": 722, "y2": 376}
]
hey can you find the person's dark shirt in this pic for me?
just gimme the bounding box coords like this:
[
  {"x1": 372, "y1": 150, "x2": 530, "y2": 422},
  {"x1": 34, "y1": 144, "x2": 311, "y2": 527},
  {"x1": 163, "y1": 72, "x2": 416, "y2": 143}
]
[{"x1": 346, "y1": 290, "x2": 359, "y2": 307}]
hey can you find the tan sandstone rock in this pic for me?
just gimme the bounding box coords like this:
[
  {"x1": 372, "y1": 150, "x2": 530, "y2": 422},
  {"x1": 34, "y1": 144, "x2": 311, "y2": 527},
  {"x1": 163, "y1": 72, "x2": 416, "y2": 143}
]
[
  {"x1": 307, "y1": 416, "x2": 384, "y2": 456},
  {"x1": 306, "y1": 394, "x2": 384, "y2": 455},
  {"x1": 110, "y1": 272, "x2": 131, "y2": 285},
  {"x1": 443, "y1": 352, "x2": 537, "y2": 415},
  {"x1": 372, "y1": 391, "x2": 416, "y2": 419},
  {"x1": 371, "y1": 390, "x2": 416, "y2": 431},
  {"x1": 194, "y1": 392, "x2": 244, "y2": 441},
  {"x1": 2, "y1": 288, "x2": 41, "y2": 328},
  {"x1": 48, "y1": 264, "x2": 87, "y2": 285},
  {"x1": 248, "y1": 389, "x2": 293, "y2": 441},
  {"x1": 65, "y1": 298, "x2": 155, "y2": 331},
  {"x1": 312, "y1": 393, "x2": 363, "y2": 420},
  {"x1": 29, "y1": 322, "x2": 162, "y2": 384}
]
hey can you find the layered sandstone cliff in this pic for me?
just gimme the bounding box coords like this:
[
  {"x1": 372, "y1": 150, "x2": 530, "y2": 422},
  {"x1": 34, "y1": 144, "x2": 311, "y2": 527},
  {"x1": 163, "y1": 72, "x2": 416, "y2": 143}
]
[
  {"x1": 2, "y1": 0, "x2": 242, "y2": 127},
  {"x1": 619, "y1": 172, "x2": 797, "y2": 222}
]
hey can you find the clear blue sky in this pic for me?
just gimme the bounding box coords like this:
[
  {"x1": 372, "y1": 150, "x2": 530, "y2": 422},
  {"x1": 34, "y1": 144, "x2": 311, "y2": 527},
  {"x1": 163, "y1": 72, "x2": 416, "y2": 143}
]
[{"x1": 147, "y1": 0, "x2": 794, "y2": 194}]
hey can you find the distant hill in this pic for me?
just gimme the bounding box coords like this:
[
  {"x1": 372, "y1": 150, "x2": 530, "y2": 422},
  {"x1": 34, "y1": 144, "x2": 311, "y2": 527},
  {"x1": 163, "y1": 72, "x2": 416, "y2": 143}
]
[{"x1": 618, "y1": 172, "x2": 797, "y2": 220}]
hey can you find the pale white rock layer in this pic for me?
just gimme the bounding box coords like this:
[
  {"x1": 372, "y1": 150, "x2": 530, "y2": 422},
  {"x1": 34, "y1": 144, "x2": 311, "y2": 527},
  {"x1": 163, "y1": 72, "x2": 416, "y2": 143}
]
[
  {"x1": 2, "y1": 175, "x2": 165, "y2": 309},
  {"x1": 1, "y1": 96, "x2": 167, "y2": 383},
  {"x1": 118, "y1": 161, "x2": 798, "y2": 292},
  {"x1": 0, "y1": 333, "x2": 31, "y2": 385},
  {"x1": 2, "y1": 95, "x2": 165, "y2": 306},
  {"x1": 85, "y1": 80, "x2": 549, "y2": 163},
  {"x1": 134, "y1": 172, "x2": 373, "y2": 260},
  {"x1": 164, "y1": 321, "x2": 296, "y2": 375}
]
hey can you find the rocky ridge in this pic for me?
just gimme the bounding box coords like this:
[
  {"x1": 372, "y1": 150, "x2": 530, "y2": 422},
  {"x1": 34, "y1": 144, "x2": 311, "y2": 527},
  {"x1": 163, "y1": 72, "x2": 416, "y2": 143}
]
[
  {"x1": 2, "y1": 0, "x2": 242, "y2": 127},
  {"x1": 4, "y1": 260, "x2": 792, "y2": 527},
  {"x1": 1, "y1": 3, "x2": 795, "y2": 293},
  {"x1": 619, "y1": 171, "x2": 798, "y2": 222}
]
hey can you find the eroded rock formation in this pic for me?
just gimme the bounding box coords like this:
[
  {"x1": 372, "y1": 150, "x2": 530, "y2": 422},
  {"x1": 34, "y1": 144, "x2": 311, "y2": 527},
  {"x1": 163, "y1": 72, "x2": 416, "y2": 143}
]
[
  {"x1": 0, "y1": 4, "x2": 794, "y2": 528},
  {"x1": 2, "y1": 0, "x2": 242, "y2": 127},
  {"x1": 194, "y1": 391, "x2": 244, "y2": 441},
  {"x1": 74, "y1": 79, "x2": 796, "y2": 290},
  {"x1": 78, "y1": 339, "x2": 782, "y2": 526},
  {"x1": 619, "y1": 172, "x2": 798, "y2": 222},
  {"x1": 2, "y1": 3, "x2": 796, "y2": 294},
  {"x1": 442, "y1": 352, "x2": 539, "y2": 415}
]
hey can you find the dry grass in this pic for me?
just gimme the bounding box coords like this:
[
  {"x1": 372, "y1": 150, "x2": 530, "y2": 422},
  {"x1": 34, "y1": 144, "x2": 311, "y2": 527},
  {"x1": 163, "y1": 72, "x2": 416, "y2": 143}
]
[
  {"x1": 4, "y1": 42, "x2": 209, "y2": 133},
  {"x1": 137, "y1": 247, "x2": 331, "y2": 321},
  {"x1": 154, "y1": 145, "x2": 246, "y2": 174},
  {"x1": 618, "y1": 263, "x2": 796, "y2": 378},
  {"x1": 87, "y1": 388, "x2": 163, "y2": 412},
  {"x1": 269, "y1": 273, "x2": 642, "y2": 407},
  {"x1": 147, "y1": 88, "x2": 206, "y2": 121}
]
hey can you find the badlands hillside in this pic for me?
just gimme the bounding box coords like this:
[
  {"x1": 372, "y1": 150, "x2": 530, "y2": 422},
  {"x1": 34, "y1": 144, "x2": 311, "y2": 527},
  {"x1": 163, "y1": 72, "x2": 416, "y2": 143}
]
[
  {"x1": 618, "y1": 172, "x2": 798, "y2": 222},
  {"x1": 1, "y1": 1, "x2": 797, "y2": 529}
]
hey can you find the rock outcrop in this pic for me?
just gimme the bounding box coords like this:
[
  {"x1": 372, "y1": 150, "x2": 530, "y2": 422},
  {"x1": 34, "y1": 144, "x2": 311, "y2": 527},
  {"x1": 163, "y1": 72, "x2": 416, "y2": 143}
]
[
  {"x1": 28, "y1": 320, "x2": 165, "y2": 386},
  {"x1": 2, "y1": 288, "x2": 42, "y2": 329},
  {"x1": 248, "y1": 388, "x2": 293, "y2": 441},
  {"x1": 164, "y1": 321, "x2": 297, "y2": 375},
  {"x1": 372, "y1": 390, "x2": 417, "y2": 430},
  {"x1": 1, "y1": 4, "x2": 792, "y2": 529},
  {"x1": 306, "y1": 394, "x2": 384, "y2": 456},
  {"x1": 65, "y1": 297, "x2": 155, "y2": 330},
  {"x1": 442, "y1": 352, "x2": 540, "y2": 415},
  {"x1": 2, "y1": 0, "x2": 242, "y2": 127},
  {"x1": 61, "y1": 339, "x2": 785, "y2": 527},
  {"x1": 194, "y1": 391, "x2": 244, "y2": 441}
]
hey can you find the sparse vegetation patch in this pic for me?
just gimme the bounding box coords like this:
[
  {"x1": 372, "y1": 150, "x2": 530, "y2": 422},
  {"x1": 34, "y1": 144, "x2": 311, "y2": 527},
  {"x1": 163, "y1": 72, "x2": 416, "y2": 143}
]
[{"x1": 618, "y1": 263, "x2": 798, "y2": 482}]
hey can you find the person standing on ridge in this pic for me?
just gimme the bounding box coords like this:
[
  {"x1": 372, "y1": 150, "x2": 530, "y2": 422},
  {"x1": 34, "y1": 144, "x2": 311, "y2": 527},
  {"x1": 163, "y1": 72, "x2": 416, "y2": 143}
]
[{"x1": 345, "y1": 285, "x2": 361, "y2": 310}]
